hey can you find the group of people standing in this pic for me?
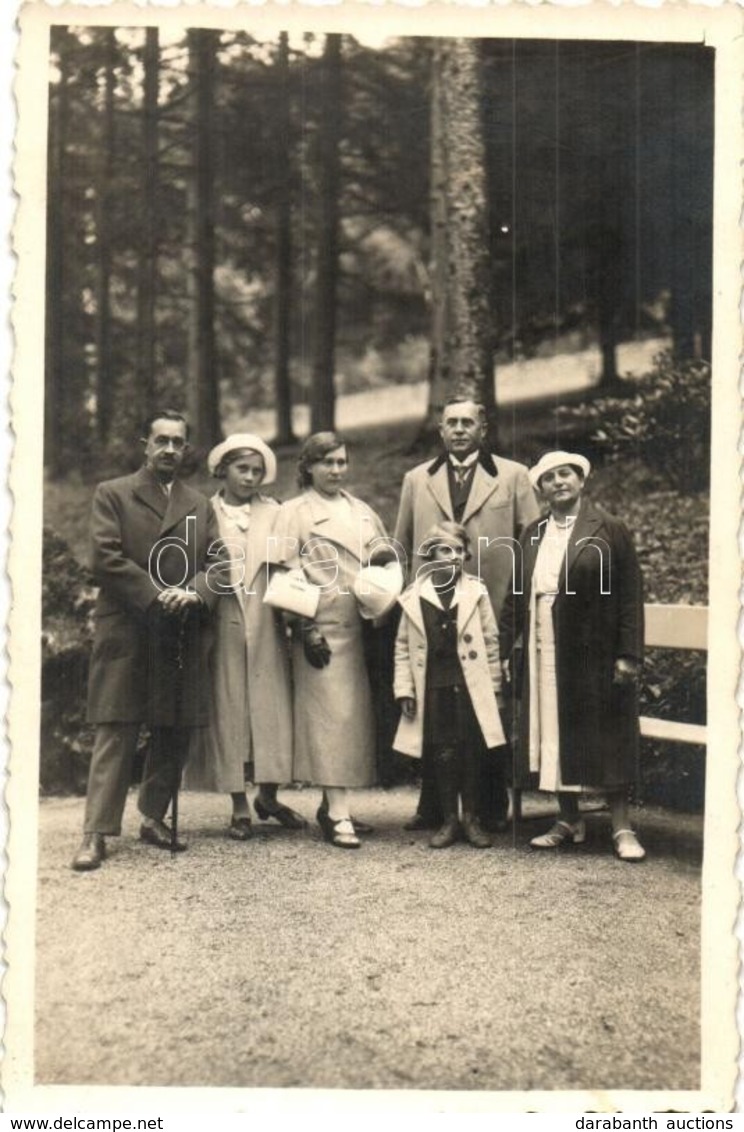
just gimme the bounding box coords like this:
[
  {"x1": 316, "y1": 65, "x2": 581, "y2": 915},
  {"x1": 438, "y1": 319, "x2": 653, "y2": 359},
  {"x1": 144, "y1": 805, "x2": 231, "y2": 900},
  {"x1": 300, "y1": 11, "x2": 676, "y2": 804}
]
[{"x1": 71, "y1": 395, "x2": 646, "y2": 871}]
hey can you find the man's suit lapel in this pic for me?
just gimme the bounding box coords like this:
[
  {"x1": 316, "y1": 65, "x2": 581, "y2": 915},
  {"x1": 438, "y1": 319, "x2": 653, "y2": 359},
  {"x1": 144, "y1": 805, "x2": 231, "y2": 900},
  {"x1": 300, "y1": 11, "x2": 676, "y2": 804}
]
[
  {"x1": 161, "y1": 479, "x2": 198, "y2": 535},
  {"x1": 461, "y1": 463, "x2": 500, "y2": 525},
  {"x1": 425, "y1": 463, "x2": 454, "y2": 521},
  {"x1": 132, "y1": 466, "x2": 168, "y2": 522}
]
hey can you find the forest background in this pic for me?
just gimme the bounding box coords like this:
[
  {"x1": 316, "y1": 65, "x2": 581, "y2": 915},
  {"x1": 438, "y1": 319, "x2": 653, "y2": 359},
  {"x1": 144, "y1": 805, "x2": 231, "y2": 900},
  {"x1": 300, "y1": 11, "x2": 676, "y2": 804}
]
[{"x1": 40, "y1": 27, "x2": 712, "y2": 810}]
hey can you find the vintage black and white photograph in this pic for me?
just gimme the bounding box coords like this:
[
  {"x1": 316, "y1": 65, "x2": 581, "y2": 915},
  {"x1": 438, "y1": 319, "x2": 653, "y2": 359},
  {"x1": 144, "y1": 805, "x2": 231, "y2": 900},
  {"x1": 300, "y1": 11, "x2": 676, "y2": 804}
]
[{"x1": 6, "y1": 0, "x2": 741, "y2": 1114}]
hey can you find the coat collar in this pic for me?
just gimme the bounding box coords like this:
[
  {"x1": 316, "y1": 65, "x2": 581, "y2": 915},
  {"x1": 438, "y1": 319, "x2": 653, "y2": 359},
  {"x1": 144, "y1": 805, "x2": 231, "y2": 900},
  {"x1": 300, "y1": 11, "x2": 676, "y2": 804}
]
[
  {"x1": 524, "y1": 497, "x2": 605, "y2": 590},
  {"x1": 425, "y1": 449, "x2": 500, "y2": 523},
  {"x1": 132, "y1": 466, "x2": 197, "y2": 534},
  {"x1": 399, "y1": 572, "x2": 484, "y2": 636},
  {"x1": 426, "y1": 448, "x2": 499, "y2": 477},
  {"x1": 558, "y1": 497, "x2": 604, "y2": 589},
  {"x1": 210, "y1": 491, "x2": 278, "y2": 589},
  {"x1": 304, "y1": 488, "x2": 376, "y2": 561}
]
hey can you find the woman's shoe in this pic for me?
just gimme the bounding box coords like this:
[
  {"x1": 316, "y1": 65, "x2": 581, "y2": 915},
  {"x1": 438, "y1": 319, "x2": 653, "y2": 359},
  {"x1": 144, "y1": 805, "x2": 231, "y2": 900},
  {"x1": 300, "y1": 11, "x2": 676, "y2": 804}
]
[
  {"x1": 228, "y1": 816, "x2": 254, "y2": 841},
  {"x1": 530, "y1": 819, "x2": 586, "y2": 849},
  {"x1": 613, "y1": 828, "x2": 646, "y2": 861},
  {"x1": 316, "y1": 806, "x2": 361, "y2": 849},
  {"x1": 254, "y1": 798, "x2": 307, "y2": 830},
  {"x1": 317, "y1": 796, "x2": 371, "y2": 834}
]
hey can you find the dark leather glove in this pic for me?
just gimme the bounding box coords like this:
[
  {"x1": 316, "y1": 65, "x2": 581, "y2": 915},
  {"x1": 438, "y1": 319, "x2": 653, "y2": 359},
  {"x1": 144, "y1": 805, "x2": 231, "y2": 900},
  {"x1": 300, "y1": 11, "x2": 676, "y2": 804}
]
[{"x1": 301, "y1": 623, "x2": 332, "y2": 669}]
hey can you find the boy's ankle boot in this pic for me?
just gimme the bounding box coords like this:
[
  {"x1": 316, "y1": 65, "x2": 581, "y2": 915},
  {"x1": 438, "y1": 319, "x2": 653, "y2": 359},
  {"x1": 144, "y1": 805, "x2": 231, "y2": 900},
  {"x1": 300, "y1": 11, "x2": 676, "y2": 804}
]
[
  {"x1": 461, "y1": 813, "x2": 493, "y2": 849},
  {"x1": 460, "y1": 747, "x2": 492, "y2": 847},
  {"x1": 429, "y1": 816, "x2": 461, "y2": 849}
]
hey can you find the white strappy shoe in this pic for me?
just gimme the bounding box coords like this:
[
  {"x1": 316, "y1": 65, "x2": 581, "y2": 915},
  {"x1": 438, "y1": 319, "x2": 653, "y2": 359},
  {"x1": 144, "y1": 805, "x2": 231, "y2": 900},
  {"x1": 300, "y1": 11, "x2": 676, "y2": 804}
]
[
  {"x1": 613, "y1": 828, "x2": 646, "y2": 861},
  {"x1": 530, "y1": 819, "x2": 586, "y2": 849}
]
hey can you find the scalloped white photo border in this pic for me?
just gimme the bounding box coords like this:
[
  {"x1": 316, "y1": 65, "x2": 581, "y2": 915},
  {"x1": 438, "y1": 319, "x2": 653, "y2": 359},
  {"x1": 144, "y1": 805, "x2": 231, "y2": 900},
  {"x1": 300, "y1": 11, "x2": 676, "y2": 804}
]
[{"x1": 4, "y1": 0, "x2": 742, "y2": 1115}]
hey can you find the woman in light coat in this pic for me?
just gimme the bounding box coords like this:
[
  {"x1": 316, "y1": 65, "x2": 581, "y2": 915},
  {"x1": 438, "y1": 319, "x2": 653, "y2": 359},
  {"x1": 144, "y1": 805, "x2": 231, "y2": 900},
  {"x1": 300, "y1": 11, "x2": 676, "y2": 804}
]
[
  {"x1": 393, "y1": 522, "x2": 506, "y2": 848},
  {"x1": 185, "y1": 434, "x2": 304, "y2": 839},
  {"x1": 499, "y1": 450, "x2": 646, "y2": 861},
  {"x1": 272, "y1": 432, "x2": 390, "y2": 849}
]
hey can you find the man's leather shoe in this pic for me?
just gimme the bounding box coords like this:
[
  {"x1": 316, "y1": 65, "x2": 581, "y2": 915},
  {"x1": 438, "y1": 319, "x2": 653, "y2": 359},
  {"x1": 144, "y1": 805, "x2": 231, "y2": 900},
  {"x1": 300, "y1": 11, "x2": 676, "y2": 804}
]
[
  {"x1": 403, "y1": 812, "x2": 440, "y2": 832},
  {"x1": 71, "y1": 833, "x2": 106, "y2": 872},
  {"x1": 462, "y1": 814, "x2": 493, "y2": 849},
  {"x1": 140, "y1": 820, "x2": 187, "y2": 852}
]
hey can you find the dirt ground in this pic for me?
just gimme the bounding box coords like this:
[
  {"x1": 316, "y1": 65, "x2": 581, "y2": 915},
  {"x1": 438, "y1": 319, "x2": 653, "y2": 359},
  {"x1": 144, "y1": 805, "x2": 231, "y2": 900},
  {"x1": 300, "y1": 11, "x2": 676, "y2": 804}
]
[{"x1": 35, "y1": 786, "x2": 701, "y2": 1096}]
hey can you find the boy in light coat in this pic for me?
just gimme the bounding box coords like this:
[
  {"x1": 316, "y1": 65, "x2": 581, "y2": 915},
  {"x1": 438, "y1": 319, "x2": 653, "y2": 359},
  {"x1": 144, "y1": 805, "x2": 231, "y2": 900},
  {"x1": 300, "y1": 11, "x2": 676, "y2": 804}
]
[{"x1": 393, "y1": 521, "x2": 506, "y2": 849}]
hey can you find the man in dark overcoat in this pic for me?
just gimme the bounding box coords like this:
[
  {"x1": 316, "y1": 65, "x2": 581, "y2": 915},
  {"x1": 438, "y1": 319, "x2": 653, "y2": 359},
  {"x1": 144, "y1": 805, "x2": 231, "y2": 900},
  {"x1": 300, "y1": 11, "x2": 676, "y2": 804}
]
[
  {"x1": 71, "y1": 411, "x2": 219, "y2": 871},
  {"x1": 393, "y1": 395, "x2": 539, "y2": 834}
]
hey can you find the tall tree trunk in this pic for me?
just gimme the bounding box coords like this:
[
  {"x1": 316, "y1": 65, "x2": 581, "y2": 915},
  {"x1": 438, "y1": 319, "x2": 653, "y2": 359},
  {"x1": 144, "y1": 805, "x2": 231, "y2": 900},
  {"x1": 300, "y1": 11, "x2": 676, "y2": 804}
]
[
  {"x1": 310, "y1": 33, "x2": 342, "y2": 434},
  {"x1": 45, "y1": 28, "x2": 71, "y2": 477},
  {"x1": 585, "y1": 48, "x2": 626, "y2": 388},
  {"x1": 272, "y1": 31, "x2": 295, "y2": 445},
  {"x1": 95, "y1": 28, "x2": 116, "y2": 444},
  {"x1": 136, "y1": 27, "x2": 159, "y2": 425},
  {"x1": 425, "y1": 39, "x2": 495, "y2": 441},
  {"x1": 424, "y1": 45, "x2": 451, "y2": 432},
  {"x1": 186, "y1": 29, "x2": 221, "y2": 450}
]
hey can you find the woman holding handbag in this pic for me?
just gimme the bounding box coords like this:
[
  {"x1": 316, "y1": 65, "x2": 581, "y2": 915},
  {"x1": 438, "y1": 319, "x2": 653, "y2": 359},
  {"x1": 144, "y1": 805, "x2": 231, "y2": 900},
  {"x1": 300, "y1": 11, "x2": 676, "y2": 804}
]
[
  {"x1": 272, "y1": 432, "x2": 395, "y2": 849},
  {"x1": 184, "y1": 433, "x2": 305, "y2": 838}
]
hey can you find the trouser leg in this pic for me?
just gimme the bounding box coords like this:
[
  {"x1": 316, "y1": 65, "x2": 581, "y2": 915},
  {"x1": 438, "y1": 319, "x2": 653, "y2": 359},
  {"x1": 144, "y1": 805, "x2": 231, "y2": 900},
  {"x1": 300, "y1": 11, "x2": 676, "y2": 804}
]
[
  {"x1": 461, "y1": 743, "x2": 493, "y2": 848},
  {"x1": 415, "y1": 747, "x2": 444, "y2": 824},
  {"x1": 138, "y1": 727, "x2": 190, "y2": 823},
  {"x1": 429, "y1": 746, "x2": 461, "y2": 848},
  {"x1": 460, "y1": 742, "x2": 482, "y2": 819},
  {"x1": 83, "y1": 723, "x2": 141, "y2": 836},
  {"x1": 477, "y1": 748, "x2": 509, "y2": 829}
]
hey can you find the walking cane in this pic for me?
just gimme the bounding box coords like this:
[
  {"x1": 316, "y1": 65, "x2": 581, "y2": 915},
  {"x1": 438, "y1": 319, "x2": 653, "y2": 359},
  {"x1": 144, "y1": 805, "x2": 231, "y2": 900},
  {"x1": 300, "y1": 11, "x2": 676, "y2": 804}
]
[
  {"x1": 507, "y1": 656, "x2": 520, "y2": 850},
  {"x1": 170, "y1": 607, "x2": 188, "y2": 857}
]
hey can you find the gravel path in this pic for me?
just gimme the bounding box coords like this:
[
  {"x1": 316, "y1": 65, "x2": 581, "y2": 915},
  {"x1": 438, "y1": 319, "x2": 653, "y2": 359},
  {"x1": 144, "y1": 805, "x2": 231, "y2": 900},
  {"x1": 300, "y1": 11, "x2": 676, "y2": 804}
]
[{"x1": 36, "y1": 787, "x2": 701, "y2": 1093}]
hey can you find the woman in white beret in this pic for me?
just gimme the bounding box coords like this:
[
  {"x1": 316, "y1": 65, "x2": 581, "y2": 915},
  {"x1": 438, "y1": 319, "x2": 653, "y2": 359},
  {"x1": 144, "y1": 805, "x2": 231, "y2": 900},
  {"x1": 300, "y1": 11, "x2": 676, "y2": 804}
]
[
  {"x1": 499, "y1": 451, "x2": 646, "y2": 861},
  {"x1": 185, "y1": 433, "x2": 305, "y2": 838}
]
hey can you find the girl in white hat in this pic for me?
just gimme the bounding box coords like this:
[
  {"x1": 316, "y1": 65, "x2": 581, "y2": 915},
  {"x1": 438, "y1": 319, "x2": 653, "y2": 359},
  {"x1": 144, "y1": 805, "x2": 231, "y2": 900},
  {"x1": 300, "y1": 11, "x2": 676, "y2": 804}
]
[
  {"x1": 393, "y1": 521, "x2": 507, "y2": 849},
  {"x1": 185, "y1": 433, "x2": 305, "y2": 837}
]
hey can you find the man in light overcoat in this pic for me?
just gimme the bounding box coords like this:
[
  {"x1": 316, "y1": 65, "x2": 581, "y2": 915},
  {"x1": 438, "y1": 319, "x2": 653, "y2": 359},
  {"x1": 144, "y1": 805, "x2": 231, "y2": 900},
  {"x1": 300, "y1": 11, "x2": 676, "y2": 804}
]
[
  {"x1": 393, "y1": 395, "x2": 539, "y2": 831},
  {"x1": 71, "y1": 410, "x2": 219, "y2": 870}
]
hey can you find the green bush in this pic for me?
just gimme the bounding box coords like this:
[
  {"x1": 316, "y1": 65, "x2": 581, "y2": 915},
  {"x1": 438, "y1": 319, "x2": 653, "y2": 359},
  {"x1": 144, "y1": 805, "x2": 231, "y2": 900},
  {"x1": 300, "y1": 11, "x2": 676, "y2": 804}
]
[
  {"x1": 555, "y1": 351, "x2": 711, "y2": 491},
  {"x1": 40, "y1": 527, "x2": 97, "y2": 794}
]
